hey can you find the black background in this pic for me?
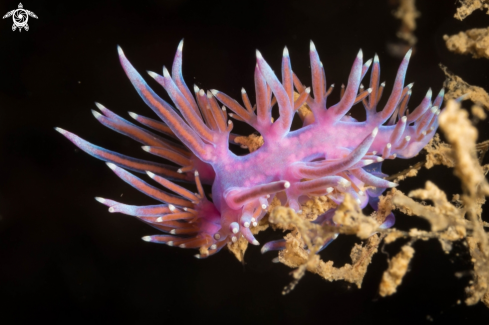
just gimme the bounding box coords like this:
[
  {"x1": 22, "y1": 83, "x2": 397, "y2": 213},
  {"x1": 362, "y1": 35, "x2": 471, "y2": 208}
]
[{"x1": 1, "y1": 0, "x2": 489, "y2": 324}]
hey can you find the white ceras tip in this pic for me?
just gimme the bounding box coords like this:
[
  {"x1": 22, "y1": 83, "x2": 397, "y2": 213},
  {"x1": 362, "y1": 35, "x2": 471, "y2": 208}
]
[
  {"x1": 386, "y1": 143, "x2": 391, "y2": 149},
  {"x1": 405, "y1": 135, "x2": 411, "y2": 141},
  {"x1": 198, "y1": 89, "x2": 205, "y2": 97},
  {"x1": 372, "y1": 127, "x2": 379, "y2": 137},
  {"x1": 156, "y1": 217, "x2": 163, "y2": 222},
  {"x1": 106, "y1": 162, "x2": 117, "y2": 170},
  {"x1": 228, "y1": 120, "x2": 232, "y2": 125},
  {"x1": 117, "y1": 46, "x2": 124, "y2": 57},
  {"x1": 230, "y1": 222, "x2": 240, "y2": 234},
  {"x1": 194, "y1": 170, "x2": 199, "y2": 177},
  {"x1": 377, "y1": 157, "x2": 384, "y2": 162},
  {"x1": 374, "y1": 54, "x2": 379, "y2": 63},
  {"x1": 91, "y1": 110, "x2": 103, "y2": 119},
  {"x1": 142, "y1": 146, "x2": 151, "y2": 152},
  {"x1": 170, "y1": 229, "x2": 177, "y2": 235},
  {"x1": 326, "y1": 187, "x2": 334, "y2": 194},
  {"x1": 401, "y1": 116, "x2": 407, "y2": 122},
  {"x1": 407, "y1": 82, "x2": 414, "y2": 89},
  {"x1": 231, "y1": 236, "x2": 237, "y2": 243},
  {"x1": 364, "y1": 58, "x2": 372, "y2": 68},
  {"x1": 142, "y1": 236, "x2": 151, "y2": 242},
  {"x1": 168, "y1": 205, "x2": 176, "y2": 212},
  {"x1": 358, "y1": 190, "x2": 364, "y2": 196},
  {"x1": 128, "y1": 112, "x2": 139, "y2": 119},
  {"x1": 194, "y1": 254, "x2": 201, "y2": 259},
  {"x1": 252, "y1": 240, "x2": 260, "y2": 246},
  {"x1": 357, "y1": 49, "x2": 363, "y2": 60},
  {"x1": 261, "y1": 204, "x2": 267, "y2": 209},
  {"x1": 179, "y1": 244, "x2": 186, "y2": 248},
  {"x1": 431, "y1": 106, "x2": 438, "y2": 114},
  {"x1": 252, "y1": 222, "x2": 258, "y2": 227},
  {"x1": 54, "y1": 127, "x2": 66, "y2": 134},
  {"x1": 167, "y1": 241, "x2": 174, "y2": 246},
  {"x1": 243, "y1": 221, "x2": 250, "y2": 228},
  {"x1": 380, "y1": 81, "x2": 386, "y2": 87},
  {"x1": 214, "y1": 233, "x2": 221, "y2": 240},
  {"x1": 162, "y1": 66, "x2": 171, "y2": 78},
  {"x1": 283, "y1": 46, "x2": 289, "y2": 57},
  {"x1": 256, "y1": 50, "x2": 263, "y2": 59},
  {"x1": 147, "y1": 70, "x2": 159, "y2": 79},
  {"x1": 309, "y1": 40, "x2": 316, "y2": 52},
  {"x1": 146, "y1": 171, "x2": 155, "y2": 178},
  {"x1": 210, "y1": 244, "x2": 217, "y2": 250},
  {"x1": 305, "y1": 87, "x2": 311, "y2": 94},
  {"x1": 210, "y1": 89, "x2": 219, "y2": 96},
  {"x1": 177, "y1": 39, "x2": 184, "y2": 52},
  {"x1": 367, "y1": 88, "x2": 372, "y2": 93},
  {"x1": 405, "y1": 48, "x2": 413, "y2": 61},
  {"x1": 356, "y1": 198, "x2": 361, "y2": 204},
  {"x1": 284, "y1": 181, "x2": 291, "y2": 189},
  {"x1": 94, "y1": 102, "x2": 105, "y2": 110},
  {"x1": 94, "y1": 197, "x2": 106, "y2": 204},
  {"x1": 339, "y1": 178, "x2": 351, "y2": 187},
  {"x1": 193, "y1": 85, "x2": 200, "y2": 93},
  {"x1": 241, "y1": 88, "x2": 246, "y2": 94},
  {"x1": 330, "y1": 84, "x2": 335, "y2": 88}
]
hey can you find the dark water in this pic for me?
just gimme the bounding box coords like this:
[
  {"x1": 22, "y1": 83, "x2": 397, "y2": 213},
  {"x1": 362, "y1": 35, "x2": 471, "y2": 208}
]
[{"x1": 1, "y1": 0, "x2": 489, "y2": 324}]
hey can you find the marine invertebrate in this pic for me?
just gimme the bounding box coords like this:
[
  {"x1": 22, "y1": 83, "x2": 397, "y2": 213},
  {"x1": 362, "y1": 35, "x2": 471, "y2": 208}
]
[{"x1": 56, "y1": 40, "x2": 443, "y2": 259}]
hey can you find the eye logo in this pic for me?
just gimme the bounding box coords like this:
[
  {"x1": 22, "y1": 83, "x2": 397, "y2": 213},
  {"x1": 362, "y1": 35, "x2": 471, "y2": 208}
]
[{"x1": 3, "y1": 3, "x2": 38, "y2": 32}]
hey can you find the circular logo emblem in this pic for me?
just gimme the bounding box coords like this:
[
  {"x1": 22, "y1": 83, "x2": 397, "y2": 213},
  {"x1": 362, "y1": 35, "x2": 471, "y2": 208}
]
[{"x1": 2, "y1": 3, "x2": 38, "y2": 32}]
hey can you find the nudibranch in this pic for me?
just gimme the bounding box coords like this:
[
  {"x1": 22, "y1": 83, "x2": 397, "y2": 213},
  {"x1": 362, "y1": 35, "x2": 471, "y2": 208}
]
[{"x1": 56, "y1": 40, "x2": 443, "y2": 258}]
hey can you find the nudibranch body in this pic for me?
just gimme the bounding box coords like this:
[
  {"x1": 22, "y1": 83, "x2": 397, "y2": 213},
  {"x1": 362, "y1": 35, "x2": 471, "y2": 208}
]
[{"x1": 57, "y1": 40, "x2": 443, "y2": 258}]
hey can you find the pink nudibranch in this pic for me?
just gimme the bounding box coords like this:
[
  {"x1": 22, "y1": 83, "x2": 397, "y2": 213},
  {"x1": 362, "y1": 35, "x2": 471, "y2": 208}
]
[{"x1": 57, "y1": 40, "x2": 443, "y2": 258}]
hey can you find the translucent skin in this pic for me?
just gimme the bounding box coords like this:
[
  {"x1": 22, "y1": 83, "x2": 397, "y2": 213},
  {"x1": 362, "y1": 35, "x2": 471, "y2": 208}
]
[{"x1": 57, "y1": 40, "x2": 443, "y2": 258}]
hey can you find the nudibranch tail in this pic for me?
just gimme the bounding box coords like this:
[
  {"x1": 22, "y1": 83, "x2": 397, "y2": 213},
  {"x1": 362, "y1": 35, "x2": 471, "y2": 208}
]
[{"x1": 57, "y1": 40, "x2": 443, "y2": 258}]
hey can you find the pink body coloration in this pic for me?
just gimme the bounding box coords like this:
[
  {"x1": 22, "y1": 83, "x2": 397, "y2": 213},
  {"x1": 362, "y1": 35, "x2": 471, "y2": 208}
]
[{"x1": 57, "y1": 40, "x2": 443, "y2": 258}]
